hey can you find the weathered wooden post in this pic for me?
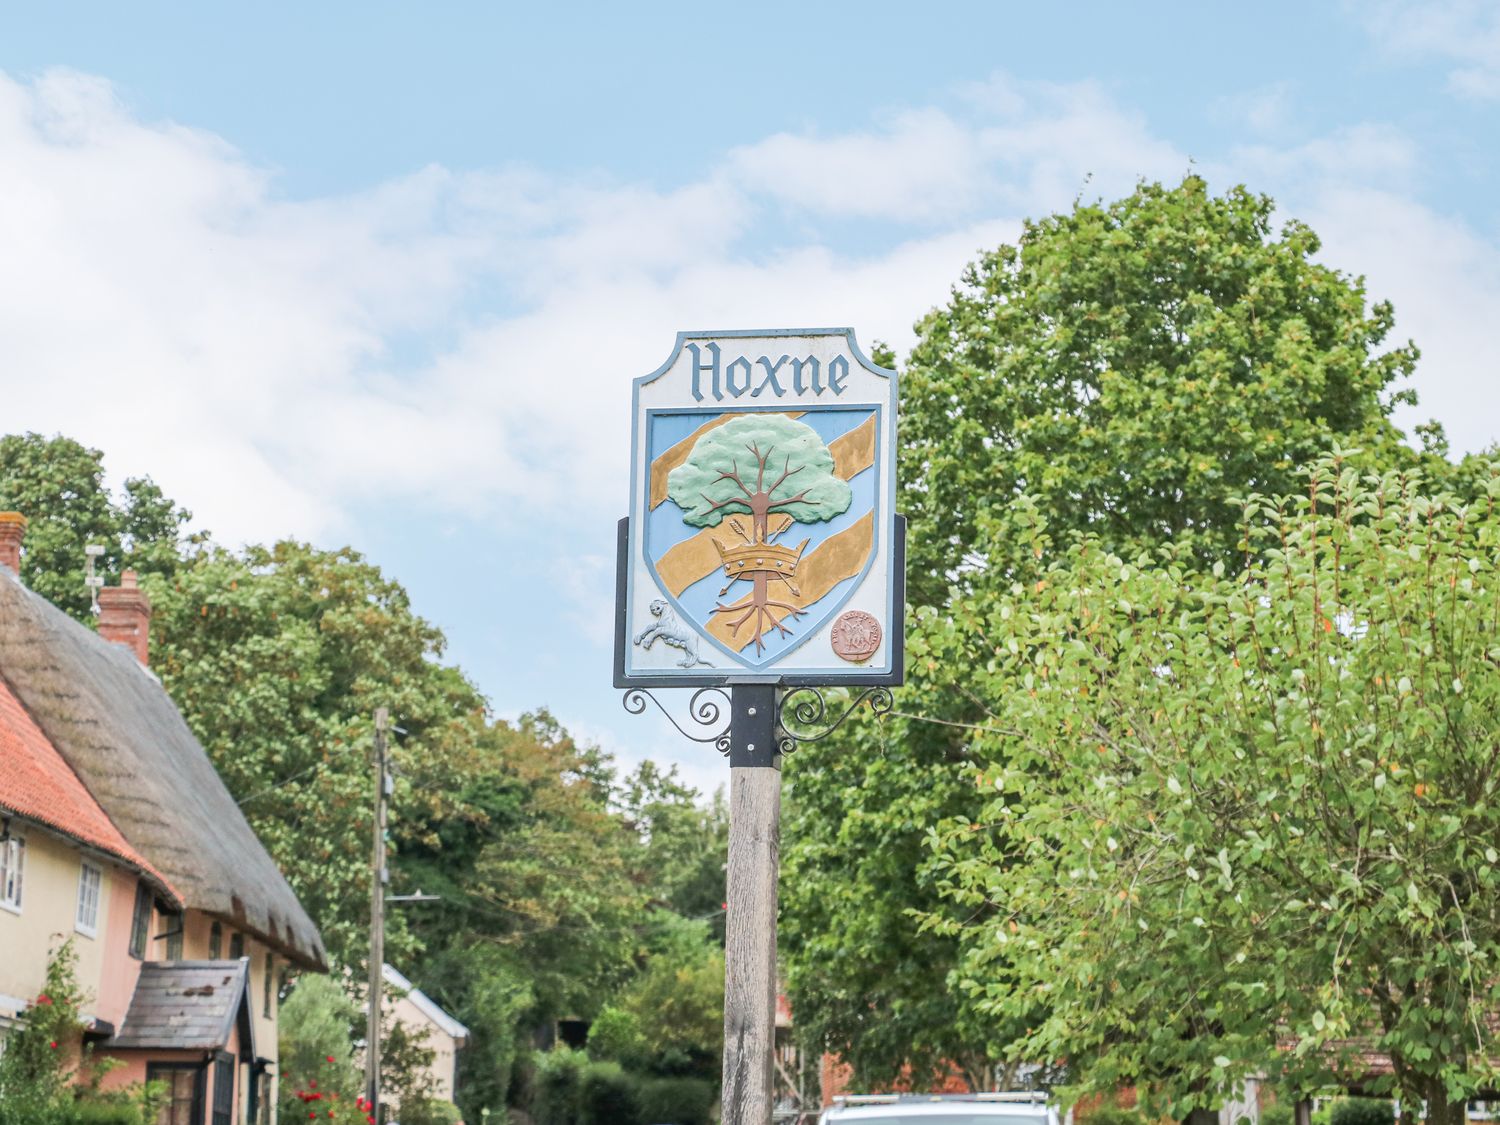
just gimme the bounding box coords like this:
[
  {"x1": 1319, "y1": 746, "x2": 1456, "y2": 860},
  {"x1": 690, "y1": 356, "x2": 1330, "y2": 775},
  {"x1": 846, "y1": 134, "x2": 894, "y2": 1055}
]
[
  {"x1": 616, "y1": 329, "x2": 904, "y2": 1125},
  {"x1": 721, "y1": 684, "x2": 781, "y2": 1122}
]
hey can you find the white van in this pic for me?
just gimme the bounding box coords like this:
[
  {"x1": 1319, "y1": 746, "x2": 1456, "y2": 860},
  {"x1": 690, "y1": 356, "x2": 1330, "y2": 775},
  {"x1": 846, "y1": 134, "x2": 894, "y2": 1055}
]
[{"x1": 819, "y1": 1091, "x2": 1063, "y2": 1125}]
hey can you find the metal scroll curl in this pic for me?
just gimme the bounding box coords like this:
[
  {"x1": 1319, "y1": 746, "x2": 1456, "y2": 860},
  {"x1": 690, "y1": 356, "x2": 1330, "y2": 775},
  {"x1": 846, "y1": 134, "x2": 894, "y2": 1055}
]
[
  {"x1": 622, "y1": 686, "x2": 733, "y2": 755},
  {"x1": 777, "y1": 686, "x2": 893, "y2": 755}
]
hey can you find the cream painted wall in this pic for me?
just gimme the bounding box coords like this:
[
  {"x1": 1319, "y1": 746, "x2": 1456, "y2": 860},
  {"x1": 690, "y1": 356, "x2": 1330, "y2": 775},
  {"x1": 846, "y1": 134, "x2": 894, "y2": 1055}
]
[
  {"x1": 389, "y1": 990, "x2": 462, "y2": 1105},
  {"x1": 0, "y1": 825, "x2": 137, "y2": 1028}
]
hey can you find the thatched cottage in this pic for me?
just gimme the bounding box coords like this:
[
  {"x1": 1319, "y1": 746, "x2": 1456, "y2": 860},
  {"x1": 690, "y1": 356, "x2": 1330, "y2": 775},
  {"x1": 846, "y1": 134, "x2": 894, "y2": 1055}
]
[{"x1": 0, "y1": 512, "x2": 325, "y2": 1124}]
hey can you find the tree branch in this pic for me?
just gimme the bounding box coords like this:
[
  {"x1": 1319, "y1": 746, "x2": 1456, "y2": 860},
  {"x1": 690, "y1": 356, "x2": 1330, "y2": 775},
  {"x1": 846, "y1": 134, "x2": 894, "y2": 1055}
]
[{"x1": 767, "y1": 455, "x2": 805, "y2": 500}]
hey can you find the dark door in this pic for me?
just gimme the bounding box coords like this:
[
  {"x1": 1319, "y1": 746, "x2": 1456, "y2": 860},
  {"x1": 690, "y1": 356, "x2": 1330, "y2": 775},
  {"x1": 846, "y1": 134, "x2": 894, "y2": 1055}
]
[{"x1": 211, "y1": 1052, "x2": 234, "y2": 1125}]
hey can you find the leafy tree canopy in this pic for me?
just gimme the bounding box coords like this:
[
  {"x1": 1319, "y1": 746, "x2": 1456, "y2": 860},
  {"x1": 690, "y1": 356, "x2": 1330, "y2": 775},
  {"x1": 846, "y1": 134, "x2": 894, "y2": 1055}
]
[
  {"x1": 899, "y1": 175, "x2": 1429, "y2": 604},
  {"x1": 667, "y1": 413, "x2": 852, "y2": 536},
  {"x1": 0, "y1": 432, "x2": 193, "y2": 616},
  {"x1": 0, "y1": 434, "x2": 729, "y2": 1122},
  {"x1": 925, "y1": 457, "x2": 1500, "y2": 1122},
  {"x1": 786, "y1": 175, "x2": 1450, "y2": 1092}
]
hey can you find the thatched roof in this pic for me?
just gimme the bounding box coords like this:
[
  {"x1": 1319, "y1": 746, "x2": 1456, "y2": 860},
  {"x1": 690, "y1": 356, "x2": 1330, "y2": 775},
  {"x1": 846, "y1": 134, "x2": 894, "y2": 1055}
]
[{"x1": 0, "y1": 569, "x2": 326, "y2": 970}]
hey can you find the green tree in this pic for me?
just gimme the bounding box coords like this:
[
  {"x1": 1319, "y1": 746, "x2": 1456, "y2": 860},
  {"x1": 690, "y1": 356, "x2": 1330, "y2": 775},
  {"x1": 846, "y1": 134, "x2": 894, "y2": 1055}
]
[
  {"x1": 616, "y1": 761, "x2": 728, "y2": 932},
  {"x1": 900, "y1": 175, "x2": 1425, "y2": 601},
  {"x1": 667, "y1": 413, "x2": 852, "y2": 539},
  {"x1": 926, "y1": 457, "x2": 1500, "y2": 1122},
  {"x1": 277, "y1": 974, "x2": 362, "y2": 1112},
  {"x1": 1, "y1": 432, "x2": 732, "y2": 1121},
  {"x1": 0, "y1": 433, "x2": 191, "y2": 618},
  {"x1": 784, "y1": 176, "x2": 1442, "y2": 1091},
  {"x1": 143, "y1": 540, "x2": 489, "y2": 967},
  {"x1": 589, "y1": 944, "x2": 724, "y2": 1079}
]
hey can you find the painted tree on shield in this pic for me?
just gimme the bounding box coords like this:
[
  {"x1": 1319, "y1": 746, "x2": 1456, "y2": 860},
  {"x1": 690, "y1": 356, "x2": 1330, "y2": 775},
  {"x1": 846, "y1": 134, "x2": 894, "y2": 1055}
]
[{"x1": 668, "y1": 413, "x2": 852, "y2": 652}]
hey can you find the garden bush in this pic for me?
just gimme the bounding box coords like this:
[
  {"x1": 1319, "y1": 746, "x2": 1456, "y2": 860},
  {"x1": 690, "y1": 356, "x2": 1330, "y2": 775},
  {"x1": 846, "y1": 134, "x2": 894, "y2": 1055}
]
[
  {"x1": 635, "y1": 1075, "x2": 714, "y2": 1125},
  {"x1": 530, "y1": 1048, "x2": 588, "y2": 1125},
  {"x1": 579, "y1": 1060, "x2": 640, "y2": 1125},
  {"x1": 1329, "y1": 1099, "x2": 1395, "y2": 1125},
  {"x1": 62, "y1": 1101, "x2": 145, "y2": 1125}
]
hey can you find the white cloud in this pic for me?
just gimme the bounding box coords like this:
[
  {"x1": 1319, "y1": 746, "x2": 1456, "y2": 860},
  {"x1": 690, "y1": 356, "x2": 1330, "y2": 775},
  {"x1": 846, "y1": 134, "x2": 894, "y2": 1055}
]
[
  {"x1": 0, "y1": 67, "x2": 1041, "y2": 550},
  {"x1": 1295, "y1": 187, "x2": 1500, "y2": 455},
  {"x1": 729, "y1": 76, "x2": 1187, "y2": 223},
  {"x1": 2, "y1": 62, "x2": 1496, "y2": 560},
  {"x1": 1358, "y1": 0, "x2": 1500, "y2": 99}
]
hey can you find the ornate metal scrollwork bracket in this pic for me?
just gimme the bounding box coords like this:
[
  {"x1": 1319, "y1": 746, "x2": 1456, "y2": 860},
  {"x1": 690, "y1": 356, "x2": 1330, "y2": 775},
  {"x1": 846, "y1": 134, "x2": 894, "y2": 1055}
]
[
  {"x1": 622, "y1": 687, "x2": 733, "y2": 755},
  {"x1": 776, "y1": 686, "x2": 894, "y2": 755}
]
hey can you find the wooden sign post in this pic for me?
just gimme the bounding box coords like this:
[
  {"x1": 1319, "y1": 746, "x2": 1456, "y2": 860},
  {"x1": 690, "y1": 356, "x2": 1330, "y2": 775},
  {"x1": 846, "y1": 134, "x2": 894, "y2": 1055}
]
[
  {"x1": 722, "y1": 684, "x2": 780, "y2": 1124},
  {"x1": 616, "y1": 329, "x2": 904, "y2": 1125}
]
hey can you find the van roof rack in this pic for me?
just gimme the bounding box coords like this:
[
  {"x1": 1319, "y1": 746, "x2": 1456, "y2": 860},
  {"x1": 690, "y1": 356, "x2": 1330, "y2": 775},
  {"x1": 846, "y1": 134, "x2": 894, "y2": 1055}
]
[{"x1": 832, "y1": 1092, "x2": 1049, "y2": 1106}]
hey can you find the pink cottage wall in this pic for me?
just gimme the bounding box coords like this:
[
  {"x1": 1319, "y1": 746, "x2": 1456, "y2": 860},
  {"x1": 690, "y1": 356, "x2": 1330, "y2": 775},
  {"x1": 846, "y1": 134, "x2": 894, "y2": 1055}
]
[
  {"x1": 94, "y1": 867, "x2": 144, "y2": 1029},
  {"x1": 98, "y1": 1020, "x2": 241, "y2": 1111}
]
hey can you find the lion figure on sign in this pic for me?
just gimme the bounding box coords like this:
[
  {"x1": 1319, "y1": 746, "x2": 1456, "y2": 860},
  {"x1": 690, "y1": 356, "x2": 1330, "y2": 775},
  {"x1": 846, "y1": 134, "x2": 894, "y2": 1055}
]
[{"x1": 633, "y1": 598, "x2": 714, "y2": 669}]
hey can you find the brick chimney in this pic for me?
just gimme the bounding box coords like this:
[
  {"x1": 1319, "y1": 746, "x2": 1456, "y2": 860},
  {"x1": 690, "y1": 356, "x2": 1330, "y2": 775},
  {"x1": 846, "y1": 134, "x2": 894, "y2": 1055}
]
[
  {"x1": 98, "y1": 570, "x2": 151, "y2": 666},
  {"x1": 0, "y1": 512, "x2": 25, "y2": 576}
]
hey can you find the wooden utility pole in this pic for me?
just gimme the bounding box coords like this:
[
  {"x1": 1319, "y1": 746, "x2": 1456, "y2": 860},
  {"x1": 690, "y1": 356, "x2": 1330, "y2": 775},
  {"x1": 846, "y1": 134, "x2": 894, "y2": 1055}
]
[
  {"x1": 366, "y1": 707, "x2": 389, "y2": 1117},
  {"x1": 721, "y1": 684, "x2": 781, "y2": 1125}
]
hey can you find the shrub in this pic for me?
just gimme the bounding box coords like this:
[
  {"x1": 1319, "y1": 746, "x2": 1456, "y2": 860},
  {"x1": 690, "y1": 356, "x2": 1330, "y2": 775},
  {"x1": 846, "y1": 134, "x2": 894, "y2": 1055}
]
[
  {"x1": 588, "y1": 1006, "x2": 646, "y2": 1067},
  {"x1": 635, "y1": 1076, "x2": 714, "y2": 1125},
  {"x1": 1082, "y1": 1108, "x2": 1141, "y2": 1125},
  {"x1": 1329, "y1": 1099, "x2": 1395, "y2": 1125},
  {"x1": 1261, "y1": 1103, "x2": 1294, "y2": 1125},
  {"x1": 0, "y1": 941, "x2": 87, "y2": 1125},
  {"x1": 531, "y1": 1048, "x2": 588, "y2": 1125},
  {"x1": 392, "y1": 1099, "x2": 462, "y2": 1125},
  {"x1": 579, "y1": 1060, "x2": 640, "y2": 1125},
  {"x1": 62, "y1": 1102, "x2": 144, "y2": 1125}
]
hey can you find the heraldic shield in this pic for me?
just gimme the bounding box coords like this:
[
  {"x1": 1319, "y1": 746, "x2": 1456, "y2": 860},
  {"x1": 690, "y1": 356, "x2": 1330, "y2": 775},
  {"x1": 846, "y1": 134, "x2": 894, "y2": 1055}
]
[{"x1": 617, "y1": 329, "x2": 902, "y2": 686}]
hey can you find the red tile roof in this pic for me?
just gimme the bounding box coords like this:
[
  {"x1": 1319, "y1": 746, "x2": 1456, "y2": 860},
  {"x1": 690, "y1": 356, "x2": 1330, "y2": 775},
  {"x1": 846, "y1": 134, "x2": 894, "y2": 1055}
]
[{"x1": 0, "y1": 675, "x2": 179, "y2": 904}]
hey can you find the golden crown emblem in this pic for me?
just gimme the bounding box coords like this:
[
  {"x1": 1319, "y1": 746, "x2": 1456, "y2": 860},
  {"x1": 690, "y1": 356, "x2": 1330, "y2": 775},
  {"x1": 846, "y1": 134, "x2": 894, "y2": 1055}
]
[{"x1": 713, "y1": 538, "x2": 808, "y2": 579}]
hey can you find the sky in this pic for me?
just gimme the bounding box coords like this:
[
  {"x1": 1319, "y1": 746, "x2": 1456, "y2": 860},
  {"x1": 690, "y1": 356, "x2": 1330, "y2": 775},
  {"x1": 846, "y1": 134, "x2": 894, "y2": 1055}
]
[{"x1": 2, "y1": 1, "x2": 1498, "y2": 796}]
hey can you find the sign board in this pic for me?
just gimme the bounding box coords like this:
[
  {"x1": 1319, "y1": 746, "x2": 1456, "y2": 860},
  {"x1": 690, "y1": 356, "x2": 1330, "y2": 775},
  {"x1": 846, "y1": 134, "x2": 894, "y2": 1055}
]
[{"x1": 615, "y1": 328, "x2": 903, "y2": 687}]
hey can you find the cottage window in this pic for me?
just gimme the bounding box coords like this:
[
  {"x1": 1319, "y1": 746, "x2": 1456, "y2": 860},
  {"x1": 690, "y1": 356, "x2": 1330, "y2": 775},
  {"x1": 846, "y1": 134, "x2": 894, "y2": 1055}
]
[
  {"x1": 76, "y1": 862, "x2": 102, "y2": 936},
  {"x1": 228, "y1": 932, "x2": 244, "y2": 961},
  {"x1": 163, "y1": 914, "x2": 184, "y2": 961},
  {"x1": 147, "y1": 1062, "x2": 204, "y2": 1125},
  {"x1": 129, "y1": 884, "x2": 152, "y2": 958},
  {"x1": 208, "y1": 921, "x2": 222, "y2": 959},
  {"x1": 262, "y1": 953, "x2": 274, "y2": 1017},
  {"x1": 1, "y1": 837, "x2": 25, "y2": 912}
]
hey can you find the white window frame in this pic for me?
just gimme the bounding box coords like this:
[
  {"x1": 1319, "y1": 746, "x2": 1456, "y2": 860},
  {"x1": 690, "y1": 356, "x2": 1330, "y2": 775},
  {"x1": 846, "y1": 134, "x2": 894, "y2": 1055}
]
[
  {"x1": 76, "y1": 861, "x2": 102, "y2": 937},
  {"x1": 0, "y1": 837, "x2": 23, "y2": 913}
]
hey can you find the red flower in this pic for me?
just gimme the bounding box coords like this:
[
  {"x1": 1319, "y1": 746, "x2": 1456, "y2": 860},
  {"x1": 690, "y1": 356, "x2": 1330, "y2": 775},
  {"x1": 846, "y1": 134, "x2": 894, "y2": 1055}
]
[
  {"x1": 49, "y1": 1040, "x2": 58, "y2": 1049},
  {"x1": 36, "y1": 994, "x2": 52, "y2": 1005},
  {"x1": 308, "y1": 1115, "x2": 316, "y2": 1121},
  {"x1": 309, "y1": 1080, "x2": 318, "y2": 1089}
]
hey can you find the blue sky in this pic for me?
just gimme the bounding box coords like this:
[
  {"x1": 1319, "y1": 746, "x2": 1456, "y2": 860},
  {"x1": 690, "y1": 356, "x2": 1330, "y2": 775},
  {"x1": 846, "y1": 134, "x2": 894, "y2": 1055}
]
[{"x1": 2, "y1": 2, "x2": 1498, "y2": 794}]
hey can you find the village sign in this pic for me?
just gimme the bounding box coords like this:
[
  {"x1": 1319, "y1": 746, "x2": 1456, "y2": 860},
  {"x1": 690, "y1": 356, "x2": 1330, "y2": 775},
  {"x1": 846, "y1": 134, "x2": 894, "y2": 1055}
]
[{"x1": 615, "y1": 328, "x2": 904, "y2": 687}]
